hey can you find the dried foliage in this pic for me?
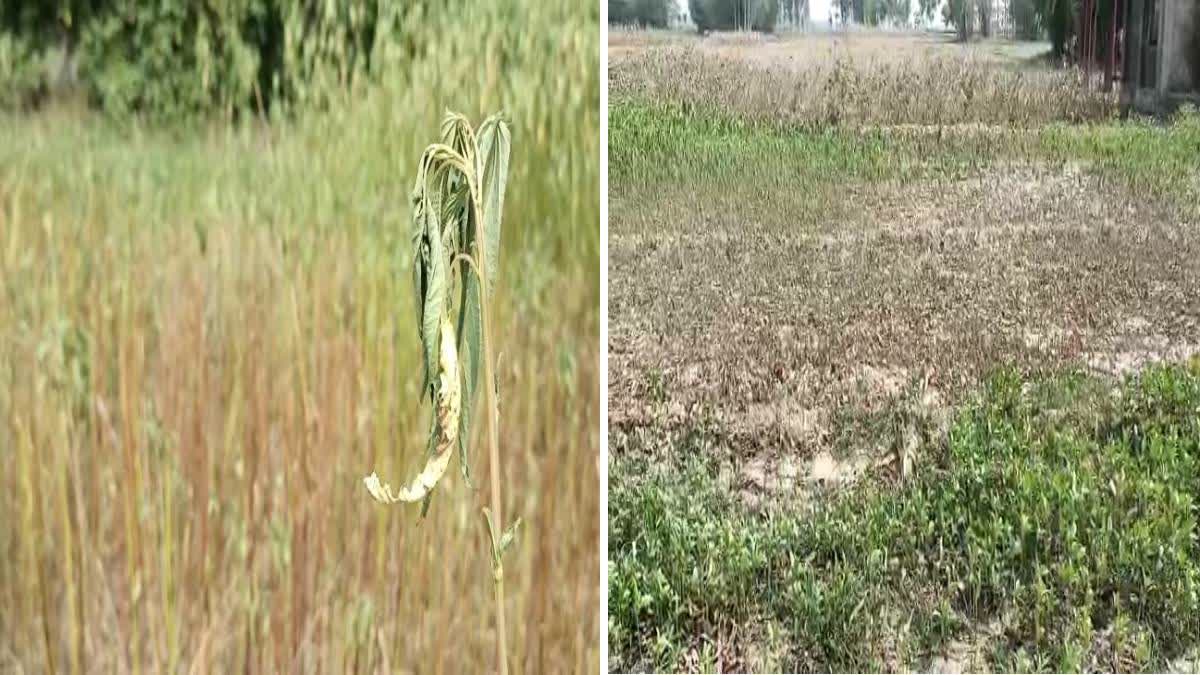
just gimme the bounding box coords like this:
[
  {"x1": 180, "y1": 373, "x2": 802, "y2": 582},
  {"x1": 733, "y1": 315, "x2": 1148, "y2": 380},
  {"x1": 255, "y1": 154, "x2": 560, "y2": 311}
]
[
  {"x1": 0, "y1": 0, "x2": 599, "y2": 671},
  {"x1": 610, "y1": 46, "x2": 1119, "y2": 127}
]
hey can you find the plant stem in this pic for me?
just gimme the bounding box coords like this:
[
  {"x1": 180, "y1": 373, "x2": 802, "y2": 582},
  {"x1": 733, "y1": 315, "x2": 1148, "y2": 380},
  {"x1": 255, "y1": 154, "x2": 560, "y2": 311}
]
[
  {"x1": 473, "y1": 206, "x2": 508, "y2": 675},
  {"x1": 481, "y1": 300, "x2": 508, "y2": 675}
]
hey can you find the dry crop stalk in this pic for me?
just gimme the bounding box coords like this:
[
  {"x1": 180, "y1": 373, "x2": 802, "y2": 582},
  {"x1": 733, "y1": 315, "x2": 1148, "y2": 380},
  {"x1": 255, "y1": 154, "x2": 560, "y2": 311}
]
[{"x1": 362, "y1": 111, "x2": 518, "y2": 674}]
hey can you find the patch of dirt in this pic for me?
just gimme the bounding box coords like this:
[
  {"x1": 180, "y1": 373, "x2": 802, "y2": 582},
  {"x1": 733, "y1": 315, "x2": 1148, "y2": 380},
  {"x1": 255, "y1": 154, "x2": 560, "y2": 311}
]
[
  {"x1": 808, "y1": 450, "x2": 871, "y2": 486},
  {"x1": 1084, "y1": 318, "x2": 1200, "y2": 376},
  {"x1": 742, "y1": 399, "x2": 827, "y2": 445},
  {"x1": 848, "y1": 363, "x2": 910, "y2": 400},
  {"x1": 736, "y1": 444, "x2": 888, "y2": 510},
  {"x1": 928, "y1": 617, "x2": 1006, "y2": 674},
  {"x1": 610, "y1": 163, "x2": 1200, "y2": 456},
  {"x1": 741, "y1": 618, "x2": 792, "y2": 672}
]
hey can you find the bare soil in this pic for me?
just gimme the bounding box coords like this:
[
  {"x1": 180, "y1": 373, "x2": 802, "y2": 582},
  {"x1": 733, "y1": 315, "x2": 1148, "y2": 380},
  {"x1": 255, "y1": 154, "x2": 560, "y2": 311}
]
[{"x1": 610, "y1": 163, "x2": 1200, "y2": 502}]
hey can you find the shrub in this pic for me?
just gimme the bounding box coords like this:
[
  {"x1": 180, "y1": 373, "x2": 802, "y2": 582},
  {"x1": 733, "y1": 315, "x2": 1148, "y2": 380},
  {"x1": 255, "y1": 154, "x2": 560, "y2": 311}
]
[
  {"x1": 0, "y1": 32, "x2": 41, "y2": 108},
  {"x1": 4, "y1": 0, "x2": 431, "y2": 117}
]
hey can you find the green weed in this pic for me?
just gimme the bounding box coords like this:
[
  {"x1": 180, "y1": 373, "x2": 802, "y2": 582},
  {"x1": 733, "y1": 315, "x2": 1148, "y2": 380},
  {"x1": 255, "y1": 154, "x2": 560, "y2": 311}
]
[{"x1": 610, "y1": 364, "x2": 1200, "y2": 671}]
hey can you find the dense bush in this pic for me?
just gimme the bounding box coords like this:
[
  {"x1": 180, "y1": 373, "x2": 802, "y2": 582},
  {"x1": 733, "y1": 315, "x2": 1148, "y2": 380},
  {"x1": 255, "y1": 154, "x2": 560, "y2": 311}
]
[
  {"x1": 689, "y1": 0, "x2": 779, "y2": 32},
  {"x1": 0, "y1": 0, "x2": 431, "y2": 117},
  {"x1": 610, "y1": 0, "x2": 674, "y2": 27},
  {"x1": 0, "y1": 31, "x2": 41, "y2": 108}
]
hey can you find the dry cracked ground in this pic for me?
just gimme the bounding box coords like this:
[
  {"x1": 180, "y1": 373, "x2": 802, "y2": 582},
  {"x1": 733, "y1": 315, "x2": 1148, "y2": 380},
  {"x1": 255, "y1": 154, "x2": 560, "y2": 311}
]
[{"x1": 611, "y1": 163, "x2": 1200, "y2": 510}]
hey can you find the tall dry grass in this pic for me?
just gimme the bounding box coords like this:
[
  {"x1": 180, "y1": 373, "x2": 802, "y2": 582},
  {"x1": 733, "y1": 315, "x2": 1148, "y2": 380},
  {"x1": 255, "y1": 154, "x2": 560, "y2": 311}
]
[
  {"x1": 611, "y1": 46, "x2": 1119, "y2": 126},
  {"x1": 0, "y1": 2, "x2": 599, "y2": 673}
]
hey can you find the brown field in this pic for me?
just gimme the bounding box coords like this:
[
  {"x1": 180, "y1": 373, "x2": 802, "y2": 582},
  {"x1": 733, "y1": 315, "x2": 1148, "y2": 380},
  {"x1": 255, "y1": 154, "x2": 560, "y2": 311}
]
[
  {"x1": 610, "y1": 30, "x2": 1199, "y2": 502},
  {"x1": 610, "y1": 30, "x2": 1116, "y2": 127},
  {"x1": 609, "y1": 27, "x2": 1052, "y2": 67},
  {"x1": 611, "y1": 164, "x2": 1200, "y2": 506}
]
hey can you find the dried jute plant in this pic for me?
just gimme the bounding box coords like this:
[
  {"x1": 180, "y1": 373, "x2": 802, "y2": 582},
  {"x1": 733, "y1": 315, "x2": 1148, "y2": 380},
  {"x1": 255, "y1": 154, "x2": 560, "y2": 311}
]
[{"x1": 363, "y1": 111, "x2": 520, "y2": 674}]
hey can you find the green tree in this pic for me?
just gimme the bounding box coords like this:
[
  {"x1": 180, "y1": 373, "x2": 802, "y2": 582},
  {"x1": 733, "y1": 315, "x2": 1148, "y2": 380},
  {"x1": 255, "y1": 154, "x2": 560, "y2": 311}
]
[
  {"x1": 1047, "y1": 0, "x2": 1071, "y2": 57},
  {"x1": 689, "y1": 0, "x2": 779, "y2": 32},
  {"x1": 610, "y1": 0, "x2": 674, "y2": 27},
  {"x1": 779, "y1": 0, "x2": 809, "y2": 26},
  {"x1": 1, "y1": 0, "x2": 104, "y2": 91},
  {"x1": 915, "y1": 0, "x2": 939, "y2": 23},
  {"x1": 1010, "y1": 0, "x2": 1043, "y2": 40},
  {"x1": 2, "y1": 0, "x2": 428, "y2": 117}
]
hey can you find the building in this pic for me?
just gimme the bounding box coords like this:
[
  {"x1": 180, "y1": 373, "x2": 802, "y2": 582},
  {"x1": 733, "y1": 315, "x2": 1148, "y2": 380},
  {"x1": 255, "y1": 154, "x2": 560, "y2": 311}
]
[{"x1": 1122, "y1": 0, "x2": 1200, "y2": 112}]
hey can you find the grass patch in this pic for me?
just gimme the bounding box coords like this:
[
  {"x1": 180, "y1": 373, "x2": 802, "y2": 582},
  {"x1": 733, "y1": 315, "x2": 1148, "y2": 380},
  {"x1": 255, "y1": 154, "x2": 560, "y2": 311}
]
[
  {"x1": 610, "y1": 101, "x2": 1200, "y2": 201},
  {"x1": 609, "y1": 363, "x2": 1200, "y2": 672}
]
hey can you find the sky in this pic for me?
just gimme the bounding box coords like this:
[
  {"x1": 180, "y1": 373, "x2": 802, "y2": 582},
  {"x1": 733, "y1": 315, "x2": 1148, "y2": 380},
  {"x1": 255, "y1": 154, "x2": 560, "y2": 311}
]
[{"x1": 810, "y1": 0, "x2": 833, "y2": 23}]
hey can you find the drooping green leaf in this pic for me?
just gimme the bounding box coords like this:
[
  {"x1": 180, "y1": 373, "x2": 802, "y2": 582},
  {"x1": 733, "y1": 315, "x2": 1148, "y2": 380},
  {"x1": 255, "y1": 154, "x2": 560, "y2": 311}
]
[
  {"x1": 435, "y1": 120, "x2": 472, "y2": 237},
  {"x1": 377, "y1": 111, "x2": 510, "y2": 515},
  {"x1": 411, "y1": 174, "x2": 433, "y2": 393},
  {"x1": 456, "y1": 265, "x2": 482, "y2": 487},
  {"x1": 456, "y1": 209, "x2": 483, "y2": 481},
  {"x1": 441, "y1": 111, "x2": 476, "y2": 174},
  {"x1": 439, "y1": 170, "x2": 471, "y2": 266},
  {"x1": 476, "y1": 114, "x2": 510, "y2": 294},
  {"x1": 418, "y1": 186, "x2": 447, "y2": 401}
]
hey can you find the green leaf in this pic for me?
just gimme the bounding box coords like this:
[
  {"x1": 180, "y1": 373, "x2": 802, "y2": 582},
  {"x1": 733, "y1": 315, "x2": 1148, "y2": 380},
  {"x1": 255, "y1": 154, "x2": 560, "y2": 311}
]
[
  {"x1": 483, "y1": 507, "x2": 500, "y2": 564},
  {"x1": 483, "y1": 508, "x2": 522, "y2": 565},
  {"x1": 440, "y1": 111, "x2": 476, "y2": 172},
  {"x1": 418, "y1": 188, "x2": 447, "y2": 401},
  {"x1": 455, "y1": 260, "x2": 482, "y2": 487},
  {"x1": 476, "y1": 114, "x2": 510, "y2": 294},
  {"x1": 410, "y1": 192, "x2": 432, "y2": 393},
  {"x1": 498, "y1": 517, "x2": 522, "y2": 558}
]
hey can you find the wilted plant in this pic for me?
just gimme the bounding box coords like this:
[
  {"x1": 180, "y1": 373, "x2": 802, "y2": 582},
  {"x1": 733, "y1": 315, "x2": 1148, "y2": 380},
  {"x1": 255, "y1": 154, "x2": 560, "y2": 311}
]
[
  {"x1": 610, "y1": 47, "x2": 1119, "y2": 128},
  {"x1": 363, "y1": 111, "x2": 521, "y2": 674}
]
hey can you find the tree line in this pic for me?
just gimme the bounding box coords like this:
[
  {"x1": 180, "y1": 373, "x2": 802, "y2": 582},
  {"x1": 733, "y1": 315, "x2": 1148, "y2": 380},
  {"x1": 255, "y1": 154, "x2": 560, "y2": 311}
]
[
  {"x1": 608, "y1": 0, "x2": 1079, "y2": 57},
  {"x1": 1, "y1": 0, "x2": 432, "y2": 116}
]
